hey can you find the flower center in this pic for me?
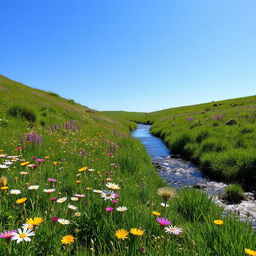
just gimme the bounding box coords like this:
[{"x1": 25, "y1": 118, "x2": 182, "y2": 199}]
[{"x1": 19, "y1": 233, "x2": 27, "y2": 238}]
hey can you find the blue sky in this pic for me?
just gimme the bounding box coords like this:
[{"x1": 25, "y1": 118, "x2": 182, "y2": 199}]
[{"x1": 1, "y1": 0, "x2": 255, "y2": 112}]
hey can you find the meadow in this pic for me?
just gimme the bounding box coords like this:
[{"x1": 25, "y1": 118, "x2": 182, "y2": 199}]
[{"x1": 0, "y1": 75, "x2": 256, "y2": 255}]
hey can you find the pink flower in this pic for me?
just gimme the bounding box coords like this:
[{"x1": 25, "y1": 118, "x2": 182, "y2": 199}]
[
  {"x1": 36, "y1": 158, "x2": 44, "y2": 162},
  {"x1": 112, "y1": 199, "x2": 118, "y2": 204},
  {"x1": 114, "y1": 193, "x2": 119, "y2": 198},
  {"x1": 156, "y1": 218, "x2": 171, "y2": 226},
  {"x1": 106, "y1": 207, "x2": 114, "y2": 212},
  {"x1": 51, "y1": 217, "x2": 59, "y2": 222},
  {"x1": 50, "y1": 197, "x2": 57, "y2": 201},
  {"x1": 48, "y1": 178, "x2": 57, "y2": 182},
  {"x1": 0, "y1": 230, "x2": 17, "y2": 239},
  {"x1": 106, "y1": 172, "x2": 110, "y2": 176}
]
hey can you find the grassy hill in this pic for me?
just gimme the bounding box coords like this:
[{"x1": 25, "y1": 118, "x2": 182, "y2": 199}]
[
  {"x1": 1, "y1": 76, "x2": 256, "y2": 255},
  {"x1": 106, "y1": 95, "x2": 256, "y2": 185}
]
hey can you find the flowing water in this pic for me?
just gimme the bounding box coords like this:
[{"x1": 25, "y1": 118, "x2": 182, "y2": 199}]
[{"x1": 132, "y1": 124, "x2": 256, "y2": 228}]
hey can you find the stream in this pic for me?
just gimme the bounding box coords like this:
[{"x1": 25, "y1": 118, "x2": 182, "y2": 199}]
[{"x1": 132, "y1": 124, "x2": 256, "y2": 228}]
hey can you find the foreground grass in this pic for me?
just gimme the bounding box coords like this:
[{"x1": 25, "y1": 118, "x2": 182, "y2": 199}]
[
  {"x1": 106, "y1": 95, "x2": 256, "y2": 185},
  {"x1": 0, "y1": 76, "x2": 255, "y2": 255}
]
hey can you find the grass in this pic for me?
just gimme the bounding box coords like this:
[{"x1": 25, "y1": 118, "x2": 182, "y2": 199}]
[{"x1": 0, "y1": 75, "x2": 256, "y2": 255}]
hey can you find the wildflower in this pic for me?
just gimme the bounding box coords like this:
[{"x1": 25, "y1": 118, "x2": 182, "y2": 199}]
[
  {"x1": 101, "y1": 191, "x2": 115, "y2": 201},
  {"x1": 26, "y1": 217, "x2": 43, "y2": 227},
  {"x1": 50, "y1": 197, "x2": 57, "y2": 201},
  {"x1": 152, "y1": 211, "x2": 161, "y2": 216},
  {"x1": 116, "y1": 206, "x2": 127, "y2": 212},
  {"x1": 61, "y1": 235, "x2": 75, "y2": 244},
  {"x1": 43, "y1": 188, "x2": 55, "y2": 194},
  {"x1": 130, "y1": 228, "x2": 144, "y2": 236},
  {"x1": 16, "y1": 198, "x2": 27, "y2": 204},
  {"x1": 58, "y1": 219, "x2": 70, "y2": 225},
  {"x1": 70, "y1": 197, "x2": 79, "y2": 201},
  {"x1": 106, "y1": 207, "x2": 114, "y2": 212},
  {"x1": 75, "y1": 212, "x2": 81, "y2": 217},
  {"x1": 157, "y1": 187, "x2": 176, "y2": 201},
  {"x1": 48, "y1": 178, "x2": 57, "y2": 182},
  {"x1": 28, "y1": 185, "x2": 39, "y2": 190},
  {"x1": 51, "y1": 217, "x2": 59, "y2": 222},
  {"x1": 78, "y1": 167, "x2": 88, "y2": 172},
  {"x1": 115, "y1": 229, "x2": 129, "y2": 240},
  {"x1": 156, "y1": 218, "x2": 171, "y2": 226},
  {"x1": 0, "y1": 176, "x2": 7, "y2": 186},
  {"x1": 113, "y1": 199, "x2": 118, "y2": 204},
  {"x1": 0, "y1": 164, "x2": 8, "y2": 169},
  {"x1": 164, "y1": 226, "x2": 182, "y2": 235},
  {"x1": 160, "y1": 203, "x2": 170, "y2": 208},
  {"x1": 11, "y1": 227, "x2": 35, "y2": 243},
  {"x1": 76, "y1": 180, "x2": 81, "y2": 184},
  {"x1": 88, "y1": 168, "x2": 94, "y2": 172},
  {"x1": 57, "y1": 197, "x2": 67, "y2": 203},
  {"x1": 106, "y1": 183, "x2": 120, "y2": 190},
  {"x1": 1, "y1": 186, "x2": 8, "y2": 191},
  {"x1": 20, "y1": 171, "x2": 28, "y2": 175},
  {"x1": 68, "y1": 204, "x2": 78, "y2": 211},
  {"x1": 214, "y1": 220, "x2": 224, "y2": 226},
  {"x1": 22, "y1": 223, "x2": 33, "y2": 229},
  {"x1": 106, "y1": 172, "x2": 110, "y2": 176},
  {"x1": 52, "y1": 161, "x2": 58, "y2": 165},
  {"x1": 74, "y1": 194, "x2": 85, "y2": 198},
  {"x1": 10, "y1": 189, "x2": 21, "y2": 195},
  {"x1": 0, "y1": 230, "x2": 17, "y2": 239},
  {"x1": 245, "y1": 248, "x2": 256, "y2": 256},
  {"x1": 93, "y1": 189, "x2": 102, "y2": 194},
  {"x1": 20, "y1": 162, "x2": 30, "y2": 166},
  {"x1": 36, "y1": 158, "x2": 44, "y2": 162}
]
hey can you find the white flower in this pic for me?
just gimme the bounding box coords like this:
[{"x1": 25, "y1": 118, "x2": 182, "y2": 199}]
[
  {"x1": 10, "y1": 189, "x2": 21, "y2": 195},
  {"x1": 106, "y1": 183, "x2": 120, "y2": 190},
  {"x1": 160, "y1": 203, "x2": 170, "y2": 208},
  {"x1": 116, "y1": 206, "x2": 127, "y2": 212},
  {"x1": 11, "y1": 227, "x2": 35, "y2": 243},
  {"x1": 74, "y1": 194, "x2": 85, "y2": 198},
  {"x1": 75, "y1": 212, "x2": 81, "y2": 217},
  {"x1": 93, "y1": 189, "x2": 102, "y2": 194},
  {"x1": 0, "y1": 164, "x2": 8, "y2": 169},
  {"x1": 88, "y1": 168, "x2": 94, "y2": 172},
  {"x1": 57, "y1": 219, "x2": 70, "y2": 225},
  {"x1": 43, "y1": 188, "x2": 55, "y2": 193},
  {"x1": 101, "y1": 191, "x2": 115, "y2": 201},
  {"x1": 70, "y1": 197, "x2": 79, "y2": 201},
  {"x1": 56, "y1": 197, "x2": 67, "y2": 203},
  {"x1": 0, "y1": 154, "x2": 8, "y2": 158},
  {"x1": 4, "y1": 161, "x2": 13, "y2": 165},
  {"x1": 22, "y1": 223, "x2": 33, "y2": 229},
  {"x1": 164, "y1": 226, "x2": 183, "y2": 235},
  {"x1": 28, "y1": 185, "x2": 39, "y2": 190},
  {"x1": 68, "y1": 204, "x2": 78, "y2": 211}
]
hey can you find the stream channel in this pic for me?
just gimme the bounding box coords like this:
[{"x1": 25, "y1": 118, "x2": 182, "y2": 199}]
[{"x1": 132, "y1": 124, "x2": 256, "y2": 228}]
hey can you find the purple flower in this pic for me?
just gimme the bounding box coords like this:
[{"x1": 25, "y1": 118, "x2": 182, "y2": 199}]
[
  {"x1": 0, "y1": 230, "x2": 17, "y2": 239},
  {"x1": 50, "y1": 197, "x2": 57, "y2": 201},
  {"x1": 106, "y1": 207, "x2": 114, "y2": 212},
  {"x1": 112, "y1": 199, "x2": 118, "y2": 204},
  {"x1": 48, "y1": 178, "x2": 57, "y2": 182},
  {"x1": 156, "y1": 218, "x2": 171, "y2": 226}
]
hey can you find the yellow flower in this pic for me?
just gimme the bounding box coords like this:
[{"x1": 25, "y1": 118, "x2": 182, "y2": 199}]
[
  {"x1": 76, "y1": 180, "x2": 82, "y2": 184},
  {"x1": 52, "y1": 161, "x2": 58, "y2": 165},
  {"x1": 152, "y1": 211, "x2": 161, "y2": 216},
  {"x1": 61, "y1": 235, "x2": 75, "y2": 245},
  {"x1": 245, "y1": 248, "x2": 256, "y2": 256},
  {"x1": 1, "y1": 186, "x2": 8, "y2": 191},
  {"x1": 26, "y1": 217, "x2": 43, "y2": 226},
  {"x1": 214, "y1": 220, "x2": 224, "y2": 226},
  {"x1": 20, "y1": 171, "x2": 28, "y2": 175},
  {"x1": 115, "y1": 229, "x2": 129, "y2": 240},
  {"x1": 16, "y1": 198, "x2": 27, "y2": 204},
  {"x1": 78, "y1": 167, "x2": 88, "y2": 172},
  {"x1": 20, "y1": 162, "x2": 30, "y2": 166},
  {"x1": 0, "y1": 176, "x2": 7, "y2": 186},
  {"x1": 130, "y1": 228, "x2": 144, "y2": 236}
]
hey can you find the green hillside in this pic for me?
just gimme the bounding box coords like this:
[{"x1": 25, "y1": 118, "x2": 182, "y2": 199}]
[{"x1": 107, "y1": 95, "x2": 256, "y2": 184}]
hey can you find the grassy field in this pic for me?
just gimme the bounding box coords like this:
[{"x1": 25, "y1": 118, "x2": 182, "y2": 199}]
[
  {"x1": 0, "y1": 75, "x2": 256, "y2": 255},
  {"x1": 105, "y1": 96, "x2": 256, "y2": 185}
]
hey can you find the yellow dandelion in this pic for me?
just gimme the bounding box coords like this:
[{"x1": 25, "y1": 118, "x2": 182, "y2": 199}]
[
  {"x1": 20, "y1": 162, "x2": 30, "y2": 166},
  {"x1": 16, "y1": 198, "x2": 27, "y2": 204},
  {"x1": 78, "y1": 167, "x2": 88, "y2": 172},
  {"x1": 26, "y1": 217, "x2": 44, "y2": 226},
  {"x1": 152, "y1": 211, "x2": 161, "y2": 216},
  {"x1": 115, "y1": 229, "x2": 129, "y2": 240},
  {"x1": 245, "y1": 248, "x2": 256, "y2": 256},
  {"x1": 76, "y1": 180, "x2": 82, "y2": 184},
  {"x1": 130, "y1": 228, "x2": 144, "y2": 236},
  {"x1": 1, "y1": 186, "x2": 8, "y2": 191},
  {"x1": 61, "y1": 235, "x2": 75, "y2": 245},
  {"x1": 52, "y1": 161, "x2": 58, "y2": 165},
  {"x1": 214, "y1": 220, "x2": 224, "y2": 226},
  {"x1": 0, "y1": 176, "x2": 7, "y2": 186}
]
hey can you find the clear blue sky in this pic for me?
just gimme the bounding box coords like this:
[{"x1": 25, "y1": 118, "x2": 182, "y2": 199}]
[{"x1": 1, "y1": 0, "x2": 255, "y2": 112}]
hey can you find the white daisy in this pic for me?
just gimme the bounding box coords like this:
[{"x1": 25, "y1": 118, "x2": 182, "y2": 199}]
[
  {"x1": 4, "y1": 161, "x2": 13, "y2": 165},
  {"x1": 0, "y1": 154, "x2": 8, "y2": 158},
  {"x1": 56, "y1": 197, "x2": 67, "y2": 203},
  {"x1": 101, "y1": 191, "x2": 115, "y2": 201},
  {"x1": 57, "y1": 219, "x2": 70, "y2": 225},
  {"x1": 116, "y1": 206, "x2": 127, "y2": 212},
  {"x1": 68, "y1": 204, "x2": 78, "y2": 211},
  {"x1": 43, "y1": 188, "x2": 55, "y2": 193},
  {"x1": 28, "y1": 185, "x2": 39, "y2": 190},
  {"x1": 10, "y1": 189, "x2": 21, "y2": 195},
  {"x1": 74, "y1": 194, "x2": 85, "y2": 198},
  {"x1": 93, "y1": 189, "x2": 102, "y2": 194},
  {"x1": 164, "y1": 226, "x2": 183, "y2": 235},
  {"x1": 106, "y1": 183, "x2": 120, "y2": 190},
  {"x1": 22, "y1": 223, "x2": 33, "y2": 229},
  {"x1": 0, "y1": 164, "x2": 8, "y2": 169},
  {"x1": 11, "y1": 227, "x2": 35, "y2": 243},
  {"x1": 70, "y1": 197, "x2": 79, "y2": 201},
  {"x1": 160, "y1": 203, "x2": 170, "y2": 208},
  {"x1": 88, "y1": 168, "x2": 95, "y2": 172}
]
